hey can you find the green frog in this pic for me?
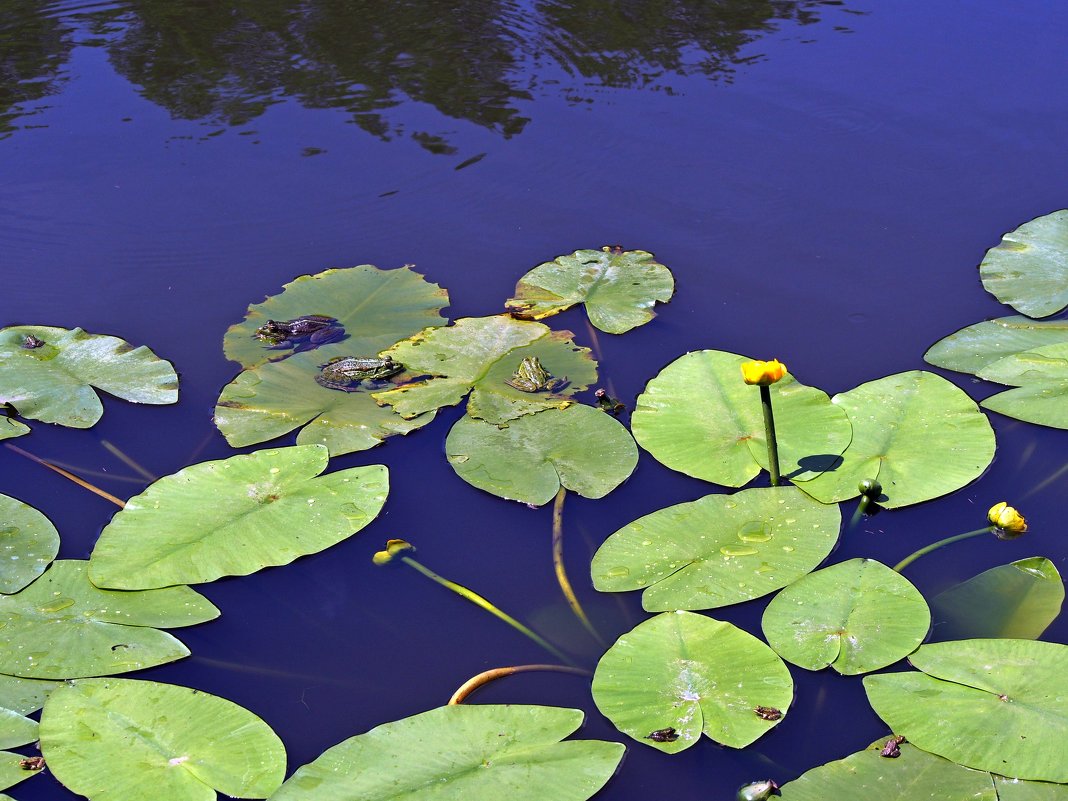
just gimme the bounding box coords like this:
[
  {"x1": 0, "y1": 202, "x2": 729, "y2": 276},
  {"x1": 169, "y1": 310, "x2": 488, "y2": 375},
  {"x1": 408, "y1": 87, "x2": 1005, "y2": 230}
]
[
  {"x1": 315, "y1": 356, "x2": 404, "y2": 391},
  {"x1": 506, "y1": 356, "x2": 562, "y2": 392},
  {"x1": 254, "y1": 315, "x2": 344, "y2": 349}
]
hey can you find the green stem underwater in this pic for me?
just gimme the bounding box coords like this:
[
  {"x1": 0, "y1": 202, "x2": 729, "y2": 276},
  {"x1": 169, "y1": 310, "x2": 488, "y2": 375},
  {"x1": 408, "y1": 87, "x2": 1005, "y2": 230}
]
[
  {"x1": 552, "y1": 488, "x2": 606, "y2": 647},
  {"x1": 759, "y1": 384, "x2": 780, "y2": 486},
  {"x1": 892, "y1": 527, "x2": 992, "y2": 573}
]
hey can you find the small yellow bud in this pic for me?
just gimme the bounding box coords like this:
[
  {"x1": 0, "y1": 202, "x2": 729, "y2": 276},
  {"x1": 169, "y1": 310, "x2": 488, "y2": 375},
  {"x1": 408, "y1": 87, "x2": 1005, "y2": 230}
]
[
  {"x1": 988, "y1": 502, "x2": 1027, "y2": 539},
  {"x1": 741, "y1": 359, "x2": 787, "y2": 386},
  {"x1": 372, "y1": 538, "x2": 414, "y2": 565}
]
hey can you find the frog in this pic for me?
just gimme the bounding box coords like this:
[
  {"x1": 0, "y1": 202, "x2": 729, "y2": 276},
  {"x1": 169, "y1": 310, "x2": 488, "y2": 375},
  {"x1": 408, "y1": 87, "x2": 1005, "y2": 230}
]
[
  {"x1": 754, "y1": 706, "x2": 782, "y2": 721},
  {"x1": 20, "y1": 335, "x2": 45, "y2": 349},
  {"x1": 315, "y1": 356, "x2": 404, "y2": 391},
  {"x1": 506, "y1": 356, "x2": 562, "y2": 392},
  {"x1": 645, "y1": 727, "x2": 679, "y2": 743},
  {"x1": 254, "y1": 315, "x2": 344, "y2": 350}
]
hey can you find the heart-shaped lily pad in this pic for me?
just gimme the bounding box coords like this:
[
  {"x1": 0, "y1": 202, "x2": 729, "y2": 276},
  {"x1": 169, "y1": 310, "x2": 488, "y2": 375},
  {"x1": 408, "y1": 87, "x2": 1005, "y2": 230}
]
[
  {"x1": 0, "y1": 493, "x2": 59, "y2": 594},
  {"x1": 0, "y1": 560, "x2": 216, "y2": 679},
  {"x1": 761, "y1": 558, "x2": 929, "y2": 674},
  {"x1": 0, "y1": 326, "x2": 177, "y2": 429},
  {"x1": 505, "y1": 248, "x2": 674, "y2": 334},
  {"x1": 271, "y1": 705, "x2": 624, "y2": 801},
  {"x1": 223, "y1": 264, "x2": 450, "y2": 368},
  {"x1": 40, "y1": 678, "x2": 286, "y2": 801},
  {"x1": 630, "y1": 350, "x2": 851, "y2": 487},
  {"x1": 374, "y1": 316, "x2": 597, "y2": 424},
  {"x1": 864, "y1": 639, "x2": 1068, "y2": 782},
  {"x1": 89, "y1": 445, "x2": 388, "y2": 590},
  {"x1": 925, "y1": 316, "x2": 1068, "y2": 376},
  {"x1": 0, "y1": 707, "x2": 37, "y2": 749},
  {"x1": 445, "y1": 403, "x2": 638, "y2": 506},
  {"x1": 592, "y1": 611, "x2": 793, "y2": 752},
  {"x1": 592, "y1": 486, "x2": 840, "y2": 611},
  {"x1": 979, "y1": 209, "x2": 1068, "y2": 318},
  {"x1": 793, "y1": 371, "x2": 996, "y2": 508}
]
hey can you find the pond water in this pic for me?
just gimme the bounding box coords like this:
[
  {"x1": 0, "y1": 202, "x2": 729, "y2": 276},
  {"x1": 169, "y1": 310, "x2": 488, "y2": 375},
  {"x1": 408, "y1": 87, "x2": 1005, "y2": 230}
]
[{"x1": 2, "y1": 0, "x2": 1067, "y2": 798}]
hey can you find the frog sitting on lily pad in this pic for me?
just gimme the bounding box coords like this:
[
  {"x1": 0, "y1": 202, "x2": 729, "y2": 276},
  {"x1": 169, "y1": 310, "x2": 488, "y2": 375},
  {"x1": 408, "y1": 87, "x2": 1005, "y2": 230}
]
[{"x1": 316, "y1": 356, "x2": 405, "y2": 391}]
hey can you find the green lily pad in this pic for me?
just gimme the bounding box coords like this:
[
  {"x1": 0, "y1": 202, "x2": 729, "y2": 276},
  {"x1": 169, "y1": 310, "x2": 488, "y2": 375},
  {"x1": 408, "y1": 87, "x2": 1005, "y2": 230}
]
[
  {"x1": 591, "y1": 611, "x2": 793, "y2": 752},
  {"x1": 982, "y1": 382, "x2": 1068, "y2": 428},
  {"x1": 994, "y1": 775, "x2": 1068, "y2": 800},
  {"x1": 761, "y1": 559, "x2": 929, "y2": 675},
  {"x1": 214, "y1": 350, "x2": 435, "y2": 455},
  {"x1": 445, "y1": 404, "x2": 637, "y2": 506},
  {"x1": 89, "y1": 445, "x2": 388, "y2": 590},
  {"x1": 977, "y1": 342, "x2": 1068, "y2": 386},
  {"x1": 592, "y1": 486, "x2": 840, "y2": 611},
  {"x1": 0, "y1": 560, "x2": 215, "y2": 679},
  {"x1": 925, "y1": 316, "x2": 1068, "y2": 376},
  {"x1": 271, "y1": 705, "x2": 624, "y2": 801},
  {"x1": 975, "y1": 342, "x2": 1068, "y2": 428},
  {"x1": 793, "y1": 371, "x2": 996, "y2": 508},
  {"x1": 930, "y1": 557, "x2": 1064, "y2": 641},
  {"x1": 0, "y1": 418, "x2": 28, "y2": 442},
  {"x1": 0, "y1": 493, "x2": 59, "y2": 594},
  {"x1": 223, "y1": 264, "x2": 450, "y2": 368},
  {"x1": 777, "y1": 741, "x2": 996, "y2": 801},
  {"x1": 0, "y1": 707, "x2": 36, "y2": 750},
  {"x1": 864, "y1": 639, "x2": 1068, "y2": 782},
  {"x1": 1, "y1": 750, "x2": 38, "y2": 792},
  {"x1": 505, "y1": 248, "x2": 674, "y2": 334},
  {"x1": 630, "y1": 350, "x2": 851, "y2": 487},
  {"x1": 980, "y1": 210, "x2": 1068, "y2": 318},
  {"x1": 0, "y1": 674, "x2": 58, "y2": 715},
  {"x1": 40, "y1": 678, "x2": 286, "y2": 801},
  {"x1": 0, "y1": 326, "x2": 178, "y2": 429},
  {"x1": 374, "y1": 316, "x2": 597, "y2": 424}
]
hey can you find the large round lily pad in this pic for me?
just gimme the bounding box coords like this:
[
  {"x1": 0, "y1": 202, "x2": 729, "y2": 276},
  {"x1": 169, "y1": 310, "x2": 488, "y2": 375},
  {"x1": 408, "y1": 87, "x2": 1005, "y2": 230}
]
[
  {"x1": 0, "y1": 492, "x2": 59, "y2": 594},
  {"x1": 89, "y1": 445, "x2": 388, "y2": 590},
  {"x1": 761, "y1": 559, "x2": 929, "y2": 674},
  {"x1": 271, "y1": 705, "x2": 624, "y2": 801},
  {"x1": 505, "y1": 248, "x2": 674, "y2": 334},
  {"x1": 864, "y1": 639, "x2": 1068, "y2": 782},
  {"x1": 0, "y1": 326, "x2": 177, "y2": 429},
  {"x1": 630, "y1": 350, "x2": 851, "y2": 487},
  {"x1": 223, "y1": 264, "x2": 450, "y2": 368},
  {"x1": 0, "y1": 560, "x2": 216, "y2": 679},
  {"x1": 445, "y1": 403, "x2": 637, "y2": 506},
  {"x1": 979, "y1": 210, "x2": 1068, "y2": 318},
  {"x1": 592, "y1": 486, "x2": 840, "y2": 611},
  {"x1": 40, "y1": 678, "x2": 286, "y2": 801},
  {"x1": 214, "y1": 350, "x2": 435, "y2": 455},
  {"x1": 374, "y1": 316, "x2": 597, "y2": 424},
  {"x1": 793, "y1": 371, "x2": 995, "y2": 507},
  {"x1": 925, "y1": 316, "x2": 1068, "y2": 376},
  {"x1": 592, "y1": 611, "x2": 793, "y2": 752}
]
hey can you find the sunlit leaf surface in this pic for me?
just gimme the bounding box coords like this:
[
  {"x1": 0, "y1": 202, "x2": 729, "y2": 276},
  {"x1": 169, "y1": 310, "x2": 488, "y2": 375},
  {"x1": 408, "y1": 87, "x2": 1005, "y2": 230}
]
[
  {"x1": 89, "y1": 445, "x2": 388, "y2": 590},
  {"x1": 982, "y1": 378, "x2": 1068, "y2": 429},
  {"x1": 592, "y1": 486, "x2": 840, "y2": 611},
  {"x1": 0, "y1": 492, "x2": 59, "y2": 594},
  {"x1": 925, "y1": 316, "x2": 1068, "y2": 376},
  {"x1": 592, "y1": 611, "x2": 792, "y2": 752},
  {"x1": 505, "y1": 248, "x2": 674, "y2": 333},
  {"x1": 979, "y1": 209, "x2": 1068, "y2": 318},
  {"x1": 1, "y1": 750, "x2": 37, "y2": 793},
  {"x1": 0, "y1": 674, "x2": 58, "y2": 715},
  {"x1": 0, "y1": 706, "x2": 36, "y2": 749},
  {"x1": 0, "y1": 418, "x2": 28, "y2": 441}
]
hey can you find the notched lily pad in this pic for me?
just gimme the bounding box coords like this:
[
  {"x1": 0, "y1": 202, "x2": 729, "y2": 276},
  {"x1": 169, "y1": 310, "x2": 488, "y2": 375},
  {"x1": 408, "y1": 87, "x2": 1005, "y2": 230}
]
[
  {"x1": 592, "y1": 486, "x2": 840, "y2": 611},
  {"x1": 505, "y1": 248, "x2": 674, "y2": 334},
  {"x1": 591, "y1": 611, "x2": 793, "y2": 752},
  {"x1": 925, "y1": 316, "x2": 1068, "y2": 377},
  {"x1": 0, "y1": 492, "x2": 60, "y2": 594},
  {"x1": 0, "y1": 326, "x2": 177, "y2": 429},
  {"x1": 979, "y1": 210, "x2": 1068, "y2": 318},
  {"x1": 89, "y1": 444, "x2": 388, "y2": 590},
  {"x1": 271, "y1": 705, "x2": 624, "y2": 801}
]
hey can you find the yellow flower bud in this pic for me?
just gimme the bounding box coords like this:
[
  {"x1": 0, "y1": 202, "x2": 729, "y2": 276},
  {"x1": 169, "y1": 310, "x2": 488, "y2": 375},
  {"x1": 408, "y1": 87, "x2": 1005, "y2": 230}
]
[
  {"x1": 988, "y1": 502, "x2": 1027, "y2": 539},
  {"x1": 372, "y1": 538, "x2": 414, "y2": 565},
  {"x1": 741, "y1": 359, "x2": 787, "y2": 386}
]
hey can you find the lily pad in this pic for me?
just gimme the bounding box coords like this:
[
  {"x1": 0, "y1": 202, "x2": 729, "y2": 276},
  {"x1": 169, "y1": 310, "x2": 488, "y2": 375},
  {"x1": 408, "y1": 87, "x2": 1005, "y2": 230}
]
[
  {"x1": 994, "y1": 775, "x2": 1068, "y2": 800},
  {"x1": 930, "y1": 557, "x2": 1064, "y2": 641},
  {"x1": 979, "y1": 210, "x2": 1068, "y2": 318},
  {"x1": 0, "y1": 674, "x2": 58, "y2": 715},
  {"x1": 445, "y1": 404, "x2": 637, "y2": 506},
  {"x1": 40, "y1": 678, "x2": 286, "y2": 801},
  {"x1": 793, "y1": 371, "x2": 996, "y2": 508},
  {"x1": 223, "y1": 264, "x2": 450, "y2": 368},
  {"x1": 0, "y1": 326, "x2": 178, "y2": 429},
  {"x1": 925, "y1": 316, "x2": 1068, "y2": 376},
  {"x1": 864, "y1": 639, "x2": 1068, "y2": 782},
  {"x1": 374, "y1": 316, "x2": 597, "y2": 424},
  {"x1": 591, "y1": 611, "x2": 793, "y2": 752},
  {"x1": 271, "y1": 705, "x2": 624, "y2": 801},
  {"x1": 977, "y1": 342, "x2": 1068, "y2": 386},
  {"x1": 1, "y1": 750, "x2": 37, "y2": 792},
  {"x1": 592, "y1": 486, "x2": 840, "y2": 611},
  {"x1": 505, "y1": 248, "x2": 674, "y2": 334},
  {"x1": 761, "y1": 559, "x2": 929, "y2": 674},
  {"x1": 0, "y1": 707, "x2": 36, "y2": 749},
  {"x1": 0, "y1": 493, "x2": 59, "y2": 594},
  {"x1": 630, "y1": 350, "x2": 851, "y2": 487},
  {"x1": 0, "y1": 560, "x2": 216, "y2": 679},
  {"x1": 214, "y1": 350, "x2": 435, "y2": 455},
  {"x1": 89, "y1": 445, "x2": 388, "y2": 590},
  {"x1": 777, "y1": 741, "x2": 996, "y2": 801},
  {"x1": 982, "y1": 382, "x2": 1068, "y2": 428},
  {"x1": 0, "y1": 418, "x2": 28, "y2": 442}
]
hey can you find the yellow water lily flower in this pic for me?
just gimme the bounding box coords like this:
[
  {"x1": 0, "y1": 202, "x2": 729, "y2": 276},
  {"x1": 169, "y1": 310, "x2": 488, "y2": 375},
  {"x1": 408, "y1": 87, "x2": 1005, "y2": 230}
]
[
  {"x1": 741, "y1": 359, "x2": 786, "y2": 386},
  {"x1": 988, "y1": 502, "x2": 1027, "y2": 539}
]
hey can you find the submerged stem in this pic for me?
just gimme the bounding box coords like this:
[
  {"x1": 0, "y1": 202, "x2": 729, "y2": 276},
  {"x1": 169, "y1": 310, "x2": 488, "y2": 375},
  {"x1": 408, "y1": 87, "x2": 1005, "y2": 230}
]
[
  {"x1": 100, "y1": 439, "x2": 157, "y2": 481},
  {"x1": 552, "y1": 488, "x2": 606, "y2": 647},
  {"x1": 5, "y1": 443, "x2": 126, "y2": 508},
  {"x1": 759, "y1": 385, "x2": 780, "y2": 486},
  {"x1": 448, "y1": 664, "x2": 590, "y2": 705},
  {"x1": 892, "y1": 527, "x2": 991, "y2": 573}
]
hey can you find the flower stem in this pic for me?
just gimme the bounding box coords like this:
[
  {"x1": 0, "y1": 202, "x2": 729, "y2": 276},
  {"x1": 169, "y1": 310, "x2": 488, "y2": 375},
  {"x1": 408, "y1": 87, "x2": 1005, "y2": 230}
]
[
  {"x1": 759, "y1": 385, "x2": 780, "y2": 486},
  {"x1": 892, "y1": 527, "x2": 992, "y2": 573},
  {"x1": 552, "y1": 488, "x2": 606, "y2": 647},
  {"x1": 448, "y1": 664, "x2": 590, "y2": 705},
  {"x1": 399, "y1": 556, "x2": 575, "y2": 666},
  {"x1": 5, "y1": 443, "x2": 126, "y2": 508}
]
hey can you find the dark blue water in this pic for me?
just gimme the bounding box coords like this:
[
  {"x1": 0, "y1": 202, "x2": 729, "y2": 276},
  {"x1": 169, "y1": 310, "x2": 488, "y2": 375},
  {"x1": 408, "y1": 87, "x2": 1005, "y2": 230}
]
[{"x1": 2, "y1": 1, "x2": 1066, "y2": 798}]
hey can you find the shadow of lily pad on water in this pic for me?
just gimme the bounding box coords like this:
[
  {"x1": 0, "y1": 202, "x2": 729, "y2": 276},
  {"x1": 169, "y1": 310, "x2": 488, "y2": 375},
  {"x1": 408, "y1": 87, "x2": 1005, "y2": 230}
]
[
  {"x1": 0, "y1": 492, "x2": 59, "y2": 594},
  {"x1": 979, "y1": 209, "x2": 1068, "y2": 318},
  {"x1": 271, "y1": 705, "x2": 624, "y2": 801}
]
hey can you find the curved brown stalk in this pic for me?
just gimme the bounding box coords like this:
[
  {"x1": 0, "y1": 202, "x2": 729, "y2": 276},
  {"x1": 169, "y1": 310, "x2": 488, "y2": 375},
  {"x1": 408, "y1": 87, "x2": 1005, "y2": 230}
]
[
  {"x1": 553, "y1": 488, "x2": 606, "y2": 647},
  {"x1": 448, "y1": 664, "x2": 590, "y2": 705},
  {"x1": 6, "y1": 443, "x2": 126, "y2": 508}
]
